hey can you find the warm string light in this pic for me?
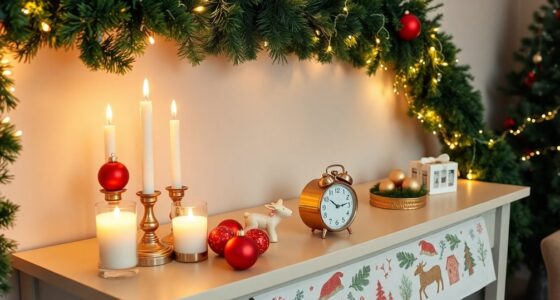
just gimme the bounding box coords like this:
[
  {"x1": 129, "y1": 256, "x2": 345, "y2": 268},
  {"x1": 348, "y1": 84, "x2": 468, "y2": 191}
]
[
  {"x1": 148, "y1": 36, "x2": 155, "y2": 45},
  {"x1": 506, "y1": 107, "x2": 558, "y2": 137},
  {"x1": 0, "y1": 51, "x2": 22, "y2": 138},
  {"x1": 325, "y1": 0, "x2": 350, "y2": 54},
  {"x1": 521, "y1": 145, "x2": 560, "y2": 161}
]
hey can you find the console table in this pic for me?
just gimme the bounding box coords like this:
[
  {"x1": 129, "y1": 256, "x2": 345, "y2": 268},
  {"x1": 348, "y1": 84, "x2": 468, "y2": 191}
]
[{"x1": 12, "y1": 180, "x2": 529, "y2": 299}]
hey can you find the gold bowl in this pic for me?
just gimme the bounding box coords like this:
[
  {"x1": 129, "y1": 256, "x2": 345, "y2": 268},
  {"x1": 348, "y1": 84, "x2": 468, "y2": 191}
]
[{"x1": 369, "y1": 193, "x2": 426, "y2": 210}]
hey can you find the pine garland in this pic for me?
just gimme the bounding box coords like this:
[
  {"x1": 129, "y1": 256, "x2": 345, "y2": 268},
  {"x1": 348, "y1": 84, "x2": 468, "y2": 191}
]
[{"x1": 0, "y1": 0, "x2": 533, "y2": 292}]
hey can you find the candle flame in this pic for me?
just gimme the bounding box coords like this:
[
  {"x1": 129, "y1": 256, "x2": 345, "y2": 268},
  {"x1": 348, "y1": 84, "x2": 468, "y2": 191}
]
[
  {"x1": 106, "y1": 104, "x2": 113, "y2": 125},
  {"x1": 171, "y1": 99, "x2": 177, "y2": 119},
  {"x1": 187, "y1": 207, "x2": 194, "y2": 219},
  {"x1": 113, "y1": 206, "x2": 121, "y2": 218},
  {"x1": 143, "y1": 78, "x2": 150, "y2": 99}
]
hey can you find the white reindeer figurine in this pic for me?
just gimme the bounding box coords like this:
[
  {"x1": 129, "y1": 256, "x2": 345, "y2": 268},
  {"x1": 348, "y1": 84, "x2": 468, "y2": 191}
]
[{"x1": 244, "y1": 199, "x2": 293, "y2": 243}]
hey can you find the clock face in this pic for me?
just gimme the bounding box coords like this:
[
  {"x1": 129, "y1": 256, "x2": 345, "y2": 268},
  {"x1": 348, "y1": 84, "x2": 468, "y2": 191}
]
[{"x1": 320, "y1": 183, "x2": 356, "y2": 230}]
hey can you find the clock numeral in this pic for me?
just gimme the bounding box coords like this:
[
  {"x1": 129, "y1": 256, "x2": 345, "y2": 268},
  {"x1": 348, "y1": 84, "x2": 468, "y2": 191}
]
[
  {"x1": 329, "y1": 190, "x2": 334, "y2": 196},
  {"x1": 342, "y1": 217, "x2": 346, "y2": 222},
  {"x1": 346, "y1": 195, "x2": 350, "y2": 200},
  {"x1": 329, "y1": 218, "x2": 332, "y2": 224},
  {"x1": 335, "y1": 187, "x2": 340, "y2": 193},
  {"x1": 335, "y1": 220, "x2": 339, "y2": 226},
  {"x1": 346, "y1": 211, "x2": 350, "y2": 215},
  {"x1": 323, "y1": 196, "x2": 329, "y2": 202},
  {"x1": 323, "y1": 213, "x2": 327, "y2": 218},
  {"x1": 343, "y1": 189, "x2": 346, "y2": 194},
  {"x1": 322, "y1": 205, "x2": 326, "y2": 210}
]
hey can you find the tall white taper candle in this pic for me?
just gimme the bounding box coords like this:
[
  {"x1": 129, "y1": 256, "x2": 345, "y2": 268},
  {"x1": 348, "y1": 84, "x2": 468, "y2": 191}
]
[
  {"x1": 140, "y1": 79, "x2": 155, "y2": 194},
  {"x1": 104, "y1": 104, "x2": 116, "y2": 160},
  {"x1": 170, "y1": 100, "x2": 182, "y2": 188}
]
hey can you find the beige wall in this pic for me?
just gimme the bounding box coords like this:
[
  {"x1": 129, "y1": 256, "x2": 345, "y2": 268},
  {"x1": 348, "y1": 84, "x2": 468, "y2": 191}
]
[{"x1": 3, "y1": 0, "x2": 543, "y2": 298}]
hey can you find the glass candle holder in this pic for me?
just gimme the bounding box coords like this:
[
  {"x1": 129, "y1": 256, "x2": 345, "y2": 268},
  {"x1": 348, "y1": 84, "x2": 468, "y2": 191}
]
[
  {"x1": 172, "y1": 200, "x2": 208, "y2": 262},
  {"x1": 95, "y1": 200, "x2": 139, "y2": 278}
]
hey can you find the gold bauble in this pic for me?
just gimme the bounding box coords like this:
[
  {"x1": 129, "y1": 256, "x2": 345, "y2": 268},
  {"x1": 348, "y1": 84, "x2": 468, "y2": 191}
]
[
  {"x1": 402, "y1": 177, "x2": 421, "y2": 192},
  {"x1": 379, "y1": 179, "x2": 395, "y2": 192},
  {"x1": 388, "y1": 169, "x2": 406, "y2": 186}
]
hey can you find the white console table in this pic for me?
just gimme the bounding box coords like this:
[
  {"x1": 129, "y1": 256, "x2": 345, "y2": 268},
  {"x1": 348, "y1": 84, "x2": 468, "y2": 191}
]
[{"x1": 12, "y1": 180, "x2": 529, "y2": 299}]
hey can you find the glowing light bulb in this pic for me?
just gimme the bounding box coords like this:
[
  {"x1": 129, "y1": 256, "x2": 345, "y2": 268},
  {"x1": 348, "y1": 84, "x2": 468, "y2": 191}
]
[
  {"x1": 21, "y1": 8, "x2": 30, "y2": 15},
  {"x1": 2, "y1": 70, "x2": 12, "y2": 76},
  {"x1": 2, "y1": 117, "x2": 10, "y2": 123},
  {"x1": 193, "y1": 6, "x2": 205, "y2": 13},
  {"x1": 13, "y1": 130, "x2": 23, "y2": 137},
  {"x1": 263, "y1": 41, "x2": 269, "y2": 47},
  {"x1": 343, "y1": 6, "x2": 348, "y2": 12},
  {"x1": 148, "y1": 36, "x2": 155, "y2": 45},
  {"x1": 326, "y1": 45, "x2": 332, "y2": 53},
  {"x1": 40, "y1": 22, "x2": 51, "y2": 32}
]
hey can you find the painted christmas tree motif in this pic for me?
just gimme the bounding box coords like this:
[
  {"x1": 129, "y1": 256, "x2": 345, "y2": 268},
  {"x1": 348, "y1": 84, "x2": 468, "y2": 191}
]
[
  {"x1": 396, "y1": 251, "x2": 417, "y2": 269},
  {"x1": 318, "y1": 272, "x2": 344, "y2": 300},
  {"x1": 375, "y1": 280, "x2": 387, "y2": 300},
  {"x1": 445, "y1": 234, "x2": 461, "y2": 250},
  {"x1": 388, "y1": 291, "x2": 394, "y2": 300},
  {"x1": 477, "y1": 239, "x2": 488, "y2": 267},
  {"x1": 293, "y1": 289, "x2": 304, "y2": 300},
  {"x1": 347, "y1": 292, "x2": 355, "y2": 300},
  {"x1": 418, "y1": 240, "x2": 437, "y2": 256},
  {"x1": 414, "y1": 262, "x2": 444, "y2": 300},
  {"x1": 350, "y1": 265, "x2": 370, "y2": 291},
  {"x1": 438, "y1": 240, "x2": 447, "y2": 260},
  {"x1": 476, "y1": 223, "x2": 483, "y2": 234},
  {"x1": 399, "y1": 275, "x2": 413, "y2": 300},
  {"x1": 463, "y1": 242, "x2": 476, "y2": 275},
  {"x1": 445, "y1": 255, "x2": 460, "y2": 285}
]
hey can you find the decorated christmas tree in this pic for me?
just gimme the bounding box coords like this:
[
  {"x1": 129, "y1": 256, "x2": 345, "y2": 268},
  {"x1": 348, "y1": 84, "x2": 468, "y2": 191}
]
[
  {"x1": 504, "y1": 1, "x2": 560, "y2": 276},
  {"x1": 463, "y1": 242, "x2": 475, "y2": 275},
  {"x1": 0, "y1": 26, "x2": 21, "y2": 294}
]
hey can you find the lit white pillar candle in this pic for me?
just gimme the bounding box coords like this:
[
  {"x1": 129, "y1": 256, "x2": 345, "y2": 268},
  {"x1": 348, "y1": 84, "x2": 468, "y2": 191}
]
[
  {"x1": 140, "y1": 79, "x2": 155, "y2": 194},
  {"x1": 96, "y1": 206, "x2": 137, "y2": 269},
  {"x1": 170, "y1": 100, "x2": 182, "y2": 188},
  {"x1": 172, "y1": 207, "x2": 207, "y2": 254},
  {"x1": 104, "y1": 104, "x2": 116, "y2": 160}
]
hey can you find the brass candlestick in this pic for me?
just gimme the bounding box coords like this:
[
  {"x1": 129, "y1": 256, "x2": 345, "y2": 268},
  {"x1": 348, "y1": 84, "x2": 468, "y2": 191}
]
[
  {"x1": 137, "y1": 191, "x2": 173, "y2": 266},
  {"x1": 162, "y1": 186, "x2": 188, "y2": 246}
]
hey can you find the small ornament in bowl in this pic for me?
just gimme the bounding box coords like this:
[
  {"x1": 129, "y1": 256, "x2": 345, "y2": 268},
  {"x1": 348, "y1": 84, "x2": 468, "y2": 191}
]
[{"x1": 370, "y1": 169, "x2": 427, "y2": 210}]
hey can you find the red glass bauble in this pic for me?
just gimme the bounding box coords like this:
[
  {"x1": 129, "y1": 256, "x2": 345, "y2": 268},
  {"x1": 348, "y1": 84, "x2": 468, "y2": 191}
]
[
  {"x1": 503, "y1": 117, "x2": 516, "y2": 129},
  {"x1": 208, "y1": 226, "x2": 235, "y2": 256},
  {"x1": 245, "y1": 229, "x2": 270, "y2": 255},
  {"x1": 224, "y1": 234, "x2": 258, "y2": 270},
  {"x1": 98, "y1": 160, "x2": 129, "y2": 191},
  {"x1": 555, "y1": 9, "x2": 560, "y2": 20},
  {"x1": 218, "y1": 219, "x2": 243, "y2": 235},
  {"x1": 524, "y1": 70, "x2": 536, "y2": 87},
  {"x1": 399, "y1": 12, "x2": 422, "y2": 41}
]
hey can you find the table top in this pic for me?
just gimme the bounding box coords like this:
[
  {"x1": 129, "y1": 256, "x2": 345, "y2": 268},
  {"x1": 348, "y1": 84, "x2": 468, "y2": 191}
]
[{"x1": 13, "y1": 180, "x2": 529, "y2": 300}]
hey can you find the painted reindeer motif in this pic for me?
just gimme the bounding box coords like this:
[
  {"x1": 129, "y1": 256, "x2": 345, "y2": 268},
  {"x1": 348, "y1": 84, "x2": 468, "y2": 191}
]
[
  {"x1": 414, "y1": 261, "x2": 444, "y2": 300},
  {"x1": 244, "y1": 199, "x2": 292, "y2": 242}
]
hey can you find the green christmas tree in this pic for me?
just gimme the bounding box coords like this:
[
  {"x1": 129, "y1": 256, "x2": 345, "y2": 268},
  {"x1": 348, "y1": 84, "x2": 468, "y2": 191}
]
[
  {"x1": 0, "y1": 39, "x2": 21, "y2": 294},
  {"x1": 463, "y1": 242, "x2": 475, "y2": 275},
  {"x1": 504, "y1": 0, "x2": 560, "y2": 273}
]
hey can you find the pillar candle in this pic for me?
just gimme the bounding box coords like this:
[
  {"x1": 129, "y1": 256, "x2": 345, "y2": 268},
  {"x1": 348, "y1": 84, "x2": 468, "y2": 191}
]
[
  {"x1": 172, "y1": 207, "x2": 207, "y2": 254},
  {"x1": 170, "y1": 100, "x2": 182, "y2": 188},
  {"x1": 104, "y1": 104, "x2": 116, "y2": 160},
  {"x1": 96, "y1": 206, "x2": 137, "y2": 269},
  {"x1": 140, "y1": 79, "x2": 155, "y2": 194}
]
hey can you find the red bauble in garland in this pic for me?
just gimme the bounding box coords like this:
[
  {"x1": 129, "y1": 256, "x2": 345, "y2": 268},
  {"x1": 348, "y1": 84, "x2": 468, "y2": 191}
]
[
  {"x1": 218, "y1": 219, "x2": 243, "y2": 235},
  {"x1": 245, "y1": 229, "x2": 270, "y2": 255},
  {"x1": 523, "y1": 70, "x2": 537, "y2": 87},
  {"x1": 503, "y1": 117, "x2": 516, "y2": 129},
  {"x1": 554, "y1": 9, "x2": 560, "y2": 20},
  {"x1": 208, "y1": 226, "x2": 235, "y2": 256},
  {"x1": 224, "y1": 232, "x2": 258, "y2": 270},
  {"x1": 98, "y1": 156, "x2": 129, "y2": 191},
  {"x1": 399, "y1": 11, "x2": 422, "y2": 41}
]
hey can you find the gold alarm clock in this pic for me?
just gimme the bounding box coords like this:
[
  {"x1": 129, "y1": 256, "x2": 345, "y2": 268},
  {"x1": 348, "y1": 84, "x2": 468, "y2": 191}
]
[{"x1": 299, "y1": 164, "x2": 358, "y2": 239}]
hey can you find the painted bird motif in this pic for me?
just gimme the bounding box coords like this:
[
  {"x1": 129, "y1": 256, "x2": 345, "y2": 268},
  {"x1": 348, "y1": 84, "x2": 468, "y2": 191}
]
[{"x1": 419, "y1": 240, "x2": 437, "y2": 256}]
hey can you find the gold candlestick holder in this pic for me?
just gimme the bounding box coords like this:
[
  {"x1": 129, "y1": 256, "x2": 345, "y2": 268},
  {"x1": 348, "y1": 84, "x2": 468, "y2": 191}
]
[
  {"x1": 162, "y1": 186, "x2": 188, "y2": 246},
  {"x1": 137, "y1": 191, "x2": 173, "y2": 266},
  {"x1": 100, "y1": 189, "x2": 126, "y2": 204}
]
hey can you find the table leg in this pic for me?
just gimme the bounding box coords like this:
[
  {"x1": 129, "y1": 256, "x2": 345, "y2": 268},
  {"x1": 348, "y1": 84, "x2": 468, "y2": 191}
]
[
  {"x1": 19, "y1": 271, "x2": 39, "y2": 300},
  {"x1": 484, "y1": 203, "x2": 511, "y2": 300}
]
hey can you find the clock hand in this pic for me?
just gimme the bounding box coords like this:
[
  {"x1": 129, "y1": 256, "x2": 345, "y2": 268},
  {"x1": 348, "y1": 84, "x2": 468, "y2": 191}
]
[{"x1": 330, "y1": 200, "x2": 341, "y2": 208}]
